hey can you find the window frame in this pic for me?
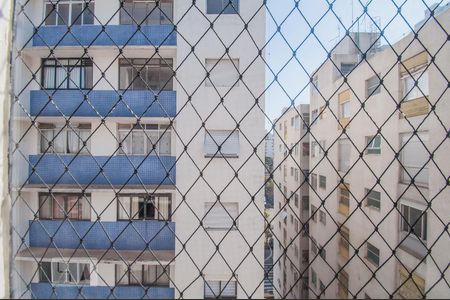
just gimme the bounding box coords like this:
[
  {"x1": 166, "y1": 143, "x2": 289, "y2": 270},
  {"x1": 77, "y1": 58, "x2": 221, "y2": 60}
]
[
  {"x1": 115, "y1": 264, "x2": 170, "y2": 287},
  {"x1": 365, "y1": 188, "x2": 381, "y2": 210},
  {"x1": 38, "y1": 192, "x2": 91, "y2": 221},
  {"x1": 402, "y1": 68, "x2": 429, "y2": 102},
  {"x1": 44, "y1": 0, "x2": 95, "y2": 26},
  {"x1": 206, "y1": 0, "x2": 240, "y2": 15},
  {"x1": 204, "y1": 279, "x2": 237, "y2": 299},
  {"x1": 117, "y1": 193, "x2": 172, "y2": 221},
  {"x1": 117, "y1": 123, "x2": 172, "y2": 156},
  {"x1": 400, "y1": 204, "x2": 427, "y2": 242},
  {"x1": 366, "y1": 135, "x2": 381, "y2": 154},
  {"x1": 41, "y1": 58, "x2": 93, "y2": 90},
  {"x1": 366, "y1": 74, "x2": 381, "y2": 97},
  {"x1": 119, "y1": 58, "x2": 174, "y2": 91},
  {"x1": 203, "y1": 202, "x2": 239, "y2": 230},
  {"x1": 39, "y1": 122, "x2": 91, "y2": 155},
  {"x1": 319, "y1": 175, "x2": 326, "y2": 189},
  {"x1": 119, "y1": 0, "x2": 173, "y2": 25},
  {"x1": 366, "y1": 242, "x2": 380, "y2": 266},
  {"x1": 204, "y1": 129, "x2": 240, "y2": 158}
]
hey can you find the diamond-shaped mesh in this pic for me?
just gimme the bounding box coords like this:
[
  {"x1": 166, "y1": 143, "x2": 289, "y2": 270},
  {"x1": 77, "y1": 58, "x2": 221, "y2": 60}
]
[{"x1": 7, "y1": 0, "x2": 450, "y2": 299}]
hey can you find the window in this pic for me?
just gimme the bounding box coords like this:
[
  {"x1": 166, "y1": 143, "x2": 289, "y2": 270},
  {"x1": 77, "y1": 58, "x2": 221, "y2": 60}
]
[
  {"x1": 42, "y1": 58, "x2": 93, "y2": 89},
  {"x1": 294, "y1": 168, "x2": 299, "y2": 181},
  {"x1": 311, "y1": 269, "x2": 317, "y2": 288},
  {"x1": 400, "y1": 132, "x2": 429, "y2": 186},
  {"x1": 118, "y1": 123, "x2": 171, "y2": 155},
  {"x1": 206, "y1": 0, "x2": 239, "y2": 14},
  {"x1": 302, "y1": 142, "x2": 310, "y2": 156},
  {"x1": 294, "y1": 193, "x2": 299, "y2": 207},
  {"x1": 39, "y1": 193, "x2": 91, "y2": 220},
  {"x1": 204, "y1": 130, "x2": 240, "y2": 157},
  {"x1": 119, "y1": 58, "x2": 173, "y2": 90},
  {"x1": 294, "y1": 115, "x2": 300, "y2": 130},
  {"x1": 302, "y1": 196, "x2": 309, "y2": 211},
  {"x1": 366, "y1": 135, "x2": 381, "y2": 154},
  {"x1": 39, "y1": 262, "x2": 90, "y2": 284},
  {"x1": 400, "y1": 204, "x2": 427, "y2": 241},
  {"x1": 291, "y1": 117, "x2": 295, "y2": 127},
  {"x1": 302, "y1": 250, "x2": 309, "y2": 263},
  {"x1": 366, "y1": 243, "x2": 380, "y2": 266},
  {"x1": 402, "y1": 70, "x2": 429, "y2": 101},
  {"x1": 311, "y1": 109, "x2": 318, "y2": 125},
  {"x1": 204, "y1": 202, "x2": 238, "y2": 230},
  {"x1": 319, "y1": 105, "x2": 327, "y2": 119},
  {"x1": 206, "y1": 59, "x2": 240, "y2": 87},
  {"x1": 339, "y1": 225, "x2": 350, "y2": 260},
  {"x1": 337, "y1": 269, "x2": 349, "y2": 298},
  {"x1": 294, "y1": 145, "x2": 299, "y2": 156},
  {"x1": 44, "y1": 0, "x2": 95, "y2": 26},
  {"x1": 340, "y1": 63, "x2": 355, "y2": 76},
  {"x1": 338, "y1": 184, "x2": 350, "y2": 216},
  {"x1": 339, "y1": 99, "x2": 351, "y2": 119},
  {"x1": 39, "y1": 123, "x2": 91, "y2": 154},
  {"x1": 319, "y1": 246, "x2": 326, "y2": 260},
  {"x1": 290, "y1": 167, "x2": 294, "y2": 177},
  {"x1": 319, "y1": 140, "x2": 326, "y2": 156},
  {"x1": 366, "y1": 75, "x2": 381, "y2": 96},
  {"x1": 311, "y1": 205, "x2": 317, "y2": 222},
  {"x1": 115, "y1": 265, "x2": 170, "y2": 286},
  {"x1": 365, "y1": 189, "x2": 381, "y2": 210},
  {"x1": 311, "y1": 141, "x2": 318, "y2": 158},
  {"x1": 311, "y1": 173, "x2": 317, "y2": 191},
  {"x1": 117, "y1": 194, "x2": 172, "y2": 221},
  {"x1": 120, "y1": 0, "x2": 173, "y2": 25},
  {"x1": 319, "y1": 210, "x2": 326, "y2": 225},
  {"x1": 302, "y1": 112, "x2": 310, "y2": 129},
  {"x1": 319, "y1": 280, "x2": 325, "y2": 294},
  {"x1": 311, "y1": 237, "x2": 318, "y2": 255},
  {"x1": 338, "y1": 139, "x2": 351, "y2": 172},
  {"x1": 319, "y1": 175, "x2": 326, "y2": 189}
]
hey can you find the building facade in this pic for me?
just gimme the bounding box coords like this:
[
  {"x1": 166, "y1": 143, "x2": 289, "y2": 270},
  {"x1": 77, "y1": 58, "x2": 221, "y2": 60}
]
[
  {"x1": 272, "y1": 104, "x2": 310, "y2": 299},
  {"x1": 10, "y1": 0, "x2": 266, "y2": 299},
  {"x1": 308, "y1": 7, "x2": 449, "y2": 299}
]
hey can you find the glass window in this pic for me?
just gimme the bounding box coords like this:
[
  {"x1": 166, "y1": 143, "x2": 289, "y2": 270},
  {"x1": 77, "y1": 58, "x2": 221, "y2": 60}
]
[
  {"x1": 118, "y1": 123, "x2": 172, "y2": 156},
  {"x1": 366, "y1": 135, "x2": 381, "y2": 154},
  {"x1": 340, "y1": 63, "x2": 355, "y2": 76},
  {"x1": 42, "y1": 58, "x2": 93, "y2": 90},
  {"x1": 311, "y1": 205, "x2": 317, "y2": 222},
  {"x1": 39, "y1": 193, "x2": 91, "y2": 220},
  {"x1": 204, "y1": 130, "x2": 239, "y2": 157},
  {"x1": 204, "y1": 202, "x2": 238, "y2": 230},
  {"x1": 311, "y1": 269, "x2": 317, "y2": 288},
  {"x1": 400, "y1": 132, "x2": 429, "y2": 186},
  {"x1": 204, "y1": 280, "x2": 237, "y2": 299},
  {"x1": 339, "y1": 101, "x2": 351, "y2": 119},
  {"x1": 44, "y1": 0, "x2": 95, "y2": 26},
  {"x1": 120, "y1": 0, "x2": 173, "y2": 25},
  {"x1": 118, "y1": 194, "x2": 171, "y2": 221},
  {"x1": 119, "y1": 58, "x2": 173, "y2": 91},
  {"x1": 366, "y1": 243, "x2": 380, "y2": 266},
  {"x1": 206, "y1": 0, "x2": 239, "y2": 14},
  {"x1": 302, "y1": 196, "x2": 309, "y2": 211},
  {"x1": 116, "y1": 265, "x2": 170, "y2": 286},
  {"x1": 338, "y1": 139, "x2": 351, "y2": 172},
  {"x1": 39, "y1": 123, "x2": 91, "y2": 154},
  {"x1": 302, "y1": 142, "x2": 310, "y2": 156},
  {"x1": 402, "y1": 70, "x2": 429, "y2": 101},
  {"x1": 311, "y1": 109, "x2": 318, "y2": 125},
  {"x1": 319, "y1": 210, "x2": 326, "y2": 225},
  {"x1": 319, "y1": 175, "x2": 326, "y2": 189},
  {"x1": 302, "y1": 112, "x2": 310, "y2": 129},
  {"x1": 365, "y1": 188, "x2": 381, "y2": 209},
  {"x1": 366, "y1": 75, "x2": 381, "y2": 96},
  {"x1": 40, "y1": 262, "x2": 90, "y2": 284},
  {"x1": 400, "y1": 204, "x2": 427, "y2": 241}
]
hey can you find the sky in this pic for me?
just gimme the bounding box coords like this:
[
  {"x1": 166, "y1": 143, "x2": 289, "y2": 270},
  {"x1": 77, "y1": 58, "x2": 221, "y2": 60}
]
[{"x1": 264, "y1": 0, "x2": 449, "y2": 126}]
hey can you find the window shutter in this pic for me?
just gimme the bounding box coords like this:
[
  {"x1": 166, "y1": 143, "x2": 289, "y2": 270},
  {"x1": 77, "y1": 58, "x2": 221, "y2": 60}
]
[
  {"x1": 204, "y1": 202, "x2": 238, "y2": 229},
  {"x1": 206, "y1": 59, "x2": 239, "y2": 87},
  {"x1": 204, "y1": 280, "x2": 221, "y2": 298},
  {"x1": 204, "y1": 130, "x2": 239, "y2": 157},
  {"x1": 400, "y1": 51, "x2": 428, "y2": 75}
]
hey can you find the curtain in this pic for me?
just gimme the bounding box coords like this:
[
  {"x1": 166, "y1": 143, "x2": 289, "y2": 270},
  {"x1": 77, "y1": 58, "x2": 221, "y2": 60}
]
[
  {"x1": 43, "y1": 67, "x2": 55, "y2": 89},
  {"x1": 157, "y1": 195, "x2": 171, "y2": 220},
  {"x1": 67, "y1": 130, "x2": 79, "y2": 154}
]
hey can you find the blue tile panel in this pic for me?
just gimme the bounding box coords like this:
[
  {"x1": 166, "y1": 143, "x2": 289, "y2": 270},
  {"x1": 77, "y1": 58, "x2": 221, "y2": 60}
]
[
  {"x1": 28, "y1": 154, "x2": 176, "y2": 186},
  {"x1": 31, "y1": 283, "x2": 174, "y2": 299},
  {"x1": 32, "y1": 25, "x2": 176, "y2": 47},
  {"x1": 29, "y1": 220, "x2": 175, "y2": 251},
  {"x1": 30, "y1": 90, "x2": 176, "y2": 118}
]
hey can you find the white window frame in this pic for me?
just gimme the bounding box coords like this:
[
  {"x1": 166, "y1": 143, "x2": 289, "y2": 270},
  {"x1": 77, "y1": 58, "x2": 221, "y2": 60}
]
[
  {"x1": 366, "y1": 135, "x2": 381, "y2": 154},
  {"x1": 44, "y1": 0, "x2": 95, "y2": 26},
  {"x1": 365, "y1": 188, "x2": 381, "y2": 210},
  {"x1": 399, "y1": 203, "x2": 427, "y2": 242},
  {"x1": 399, "y1": 132, "x2": 428, "y2": 187},
  {"x1": 366, "y1": 74, "x2": 381, "y2": 97},
  {"x1": 204, "y1": 279, "x2": 237, "y2": 299},
  {"x1": 204, "y1": 130, "x2": 240, "y2": 158},
  {"x1": 118, "y1": 123, "x2": 172, "y2": 156},
  {"x1": 402, "y1": 69, "x2": 429, "y2": 101},
  {"x1": 39, "y1": 123, "x2": 91, "y2": 154},
  {"x1": 366, "y1": 243, "x2": 380, "y2": 266},
  {"x1": 40, "y1": 261, "x2": 91, "y2": 285}
]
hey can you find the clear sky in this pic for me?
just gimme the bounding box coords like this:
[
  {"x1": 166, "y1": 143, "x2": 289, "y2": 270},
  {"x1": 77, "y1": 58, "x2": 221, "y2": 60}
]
[{"x1": 264, "y1": 0, "x2": 449, "y2": 126}]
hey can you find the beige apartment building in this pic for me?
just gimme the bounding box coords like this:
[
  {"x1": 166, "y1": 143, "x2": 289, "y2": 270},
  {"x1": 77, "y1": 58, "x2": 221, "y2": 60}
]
[
  {"x1": 273, "y1": 104, "x2": 310, "y2": 299},
  {"x1": 308, "y1": 6, "x2": 449, "y2": 300}
]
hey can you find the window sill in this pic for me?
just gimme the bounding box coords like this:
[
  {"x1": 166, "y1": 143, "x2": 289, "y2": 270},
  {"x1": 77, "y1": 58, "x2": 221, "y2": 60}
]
[{"x1": 204, "y1": 154, "x2": 239, "y2": 159}]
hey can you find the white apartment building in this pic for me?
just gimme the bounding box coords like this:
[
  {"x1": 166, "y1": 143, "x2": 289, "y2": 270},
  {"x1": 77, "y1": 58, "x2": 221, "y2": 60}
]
[
  {"x1": 10, "y1": 0, "x2": 266, "y2": 299},
  {"x1": 308, "y1": 7, "x2": 449, "y2": 299},
  {"x1": 273, "y1": 104, "x2": 310, "y2": 299}
]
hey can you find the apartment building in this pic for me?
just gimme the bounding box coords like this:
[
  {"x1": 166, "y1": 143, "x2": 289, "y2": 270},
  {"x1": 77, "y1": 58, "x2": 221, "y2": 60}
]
[
  {"x1": 272, "y1": 105, "x2": 310, "y2": 299},
  {"x1": 308, "y1": 7, "x2": 449, "y2": 299},
  {"x1": 10, "y1": 0, "x2": 265, "y2": 299}
]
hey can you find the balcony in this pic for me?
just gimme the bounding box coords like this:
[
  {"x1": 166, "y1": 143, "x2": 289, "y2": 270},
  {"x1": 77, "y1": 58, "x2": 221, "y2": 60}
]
[
  {"x1": 30, "y1": 90, "x2": 176, "y2": 118},
  {"x1": 31, "y1": 283, "x2": 174, "y2": 299},
  {"x1": 29, "y1": 220, "x2": 175, "y2": 251},
  {"x1": 32, "y1": 25, "x2": 176, "y2": 47},
  {"x1": 28, "y1": 154, "x2": 175, "y2": 187}
]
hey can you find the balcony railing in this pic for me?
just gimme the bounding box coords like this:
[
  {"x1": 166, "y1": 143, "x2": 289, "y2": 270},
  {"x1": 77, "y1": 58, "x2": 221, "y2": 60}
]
[
  {"x1": 32, "y1": 25, "x2": 176, "y2": 47},
  {"x1": 28, "y1": 154, "x2": 176, "y2": 186},
  {"x1": 30, "y1": 90, "x2": 176, "y2": 118},
  {"x1": 31, "y1": 283, "x2": 174, "y2": 299},
  {"x1": 29, "y1": 220, "x2": 175, "y2": 251}
]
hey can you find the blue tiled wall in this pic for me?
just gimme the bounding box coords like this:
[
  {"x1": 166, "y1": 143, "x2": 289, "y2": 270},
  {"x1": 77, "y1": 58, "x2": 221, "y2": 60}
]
[
  {"x1": 28, "y1": 155, "x2": 176, "y2": 186},
  {"x1": 29, "y1": 220, "x2": 175, "y2": 251},
  {"x1": 31, "y1": 283, "x2": 174, "y2": 299},
  {"x1": 32, "y1": 25, "x2": 176, "y2": 47},
  {"x1": 30, "y1": 90, "x2": 176, "y2": 118}
]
